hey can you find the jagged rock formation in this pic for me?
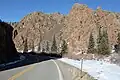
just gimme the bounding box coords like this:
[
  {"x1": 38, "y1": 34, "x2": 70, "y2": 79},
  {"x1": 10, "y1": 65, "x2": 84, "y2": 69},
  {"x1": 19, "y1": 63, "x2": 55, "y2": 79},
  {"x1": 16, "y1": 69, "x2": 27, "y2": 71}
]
[
  {"x1": 13, "y1": 12, "x2": 65, "y2": 50},
  {"x1": 0, "y1": 21, "x2": 17, "y2": 63},
  {"x1": 14, "y1": 3, "x2": 120, "y2": 55},
  {"x1": 62, "y1": 3, "x2": 120, "y2": 54}
]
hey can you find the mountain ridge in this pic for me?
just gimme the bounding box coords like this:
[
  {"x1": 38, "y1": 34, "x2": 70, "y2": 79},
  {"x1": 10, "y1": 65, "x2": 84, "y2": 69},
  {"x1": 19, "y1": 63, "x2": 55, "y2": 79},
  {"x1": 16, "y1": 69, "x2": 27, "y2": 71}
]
[{"x1": 12, "y1": 3, "x2": 120, "y2": 55}]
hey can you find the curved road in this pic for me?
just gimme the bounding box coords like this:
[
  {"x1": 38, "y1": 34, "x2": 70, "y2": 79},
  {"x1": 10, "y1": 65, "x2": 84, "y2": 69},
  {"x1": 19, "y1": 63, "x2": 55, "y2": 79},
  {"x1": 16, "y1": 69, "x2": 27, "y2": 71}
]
[{"x1": 0, "y1": 60, "x2": 63, "y2": 80}]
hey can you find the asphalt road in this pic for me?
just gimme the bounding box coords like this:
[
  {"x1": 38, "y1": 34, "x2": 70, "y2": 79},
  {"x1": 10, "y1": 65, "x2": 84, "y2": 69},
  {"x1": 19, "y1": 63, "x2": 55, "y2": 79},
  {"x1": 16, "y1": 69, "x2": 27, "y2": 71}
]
[{"x1": 0, "y1": 60, "x2": 63, "y2": 80}]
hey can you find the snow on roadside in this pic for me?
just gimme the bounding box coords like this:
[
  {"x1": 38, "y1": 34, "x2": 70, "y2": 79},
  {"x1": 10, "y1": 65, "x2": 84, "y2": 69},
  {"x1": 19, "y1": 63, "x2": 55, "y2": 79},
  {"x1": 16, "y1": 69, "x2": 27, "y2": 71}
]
[
  {"x1": 59, "y1": 58, "x2": 120, "y2": 80},
  {"x1": 17, "y1": 46, "x2": 39, "y2": 53}
]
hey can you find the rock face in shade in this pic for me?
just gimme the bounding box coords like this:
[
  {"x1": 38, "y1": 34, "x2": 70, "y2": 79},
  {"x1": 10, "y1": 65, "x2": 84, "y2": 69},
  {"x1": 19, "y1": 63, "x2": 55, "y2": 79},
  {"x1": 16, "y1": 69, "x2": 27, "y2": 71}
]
[{"x1": 0, "y1": 21, "x2": 17, "y2": 63}]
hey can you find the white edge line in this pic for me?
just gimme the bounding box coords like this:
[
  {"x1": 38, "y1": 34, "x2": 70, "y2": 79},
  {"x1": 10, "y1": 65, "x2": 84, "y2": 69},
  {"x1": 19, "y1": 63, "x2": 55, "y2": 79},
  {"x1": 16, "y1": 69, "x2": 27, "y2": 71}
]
[{"x1": 52, "y1": 60, "x2": 63, "y2": 80}]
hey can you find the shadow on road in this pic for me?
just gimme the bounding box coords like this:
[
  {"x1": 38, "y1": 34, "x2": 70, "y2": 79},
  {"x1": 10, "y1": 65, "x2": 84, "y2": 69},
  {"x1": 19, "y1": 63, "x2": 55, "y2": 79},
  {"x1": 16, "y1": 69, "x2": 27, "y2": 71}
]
[{"x1": 0, "y1": 52, "x2": 62, "y2": 71}]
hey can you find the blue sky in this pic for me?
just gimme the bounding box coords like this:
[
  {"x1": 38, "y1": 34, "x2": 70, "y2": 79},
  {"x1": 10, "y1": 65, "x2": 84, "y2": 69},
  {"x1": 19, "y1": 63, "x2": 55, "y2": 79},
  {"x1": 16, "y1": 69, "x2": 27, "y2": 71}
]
[{"x1": 0, "y1": 0, "x2": 120, "y2": 22}]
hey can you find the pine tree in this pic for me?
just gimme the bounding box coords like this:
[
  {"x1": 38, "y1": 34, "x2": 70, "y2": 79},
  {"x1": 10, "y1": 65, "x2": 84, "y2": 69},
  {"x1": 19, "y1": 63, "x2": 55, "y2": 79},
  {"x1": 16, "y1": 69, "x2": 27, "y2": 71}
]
[
  {"x1": 87, "y1": 32, "x2": 95, "y2": 54},
  {"x1": 38, "y1": 30, "x2": 43, "y2": 52},
  {"x1": 117, "y1": 32, "x2": 120, "y2": 44},
  {"x1": 51, "y1": 35, "x2": 57, "y2": 53},
  {"x1": 31, "y1": 40, "x2": 34, "y2": 52},
  {"x1": 60, "y1": 40, "x2": 68, "y2": 56},
  {"x1": 97, "y1": 27, "x2": 102, "y2": 54},
  {"x1": 46, "y1": 41, "x2": 49, "y2": 52},
  {"x1": 97, "y1": 27, "x2": 110, "y2": 55},
  {"x1": 23, "y1": 38, "x2": 28, "y2": 52},
  {"x1": 42, "y1": 47, "x2": 45, "y2": 52},
  {"x1": 38, "y1": 42, "x2": 41, "y2": 52},
  {"x1": 115, "y1": 32, "x2": 120, "y2": 53},
  {"x1": 38, "y1": 36, "x2": 42, "y2": 52},
  {"x1": 102, "y1": 29, "x2": 110, "y2": 55}
]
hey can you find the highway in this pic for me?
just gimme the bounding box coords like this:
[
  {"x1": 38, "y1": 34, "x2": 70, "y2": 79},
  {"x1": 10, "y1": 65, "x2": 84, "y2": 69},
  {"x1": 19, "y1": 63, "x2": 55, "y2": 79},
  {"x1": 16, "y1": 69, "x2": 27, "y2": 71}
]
[{"x1": 0, "y1": 60, "x2": 64, "y2": 80}]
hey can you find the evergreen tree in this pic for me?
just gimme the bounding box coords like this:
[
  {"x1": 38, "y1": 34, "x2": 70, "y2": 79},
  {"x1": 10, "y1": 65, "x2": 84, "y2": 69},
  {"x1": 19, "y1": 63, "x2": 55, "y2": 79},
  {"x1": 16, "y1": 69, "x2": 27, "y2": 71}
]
[
  {"x1": 38, "y1": 42, "x2": 41, "y2": 52},
  {"x1": 31, "y1": 40, "x2": 34, "y2": 52},
  {"x1": 87, "y1": 32, "x2": 95, "y2": 54},
  {"x1": 102, "y1": 29, "x2": 110, "y2": 55},
  {"x1": 117, "y1": 32, "x2": 120, "y2": 44},
  {"x1": 23, "y1": 38, "x2": 28, "y2": 52},
  {"x1": 60, "y1": 40, "x2": 68, "y2": 56},
  {"x1": 115, "y1": 32, "x2": 120, "y2": 53},
  {"x1": 51, "y1": 35, "x2": 57, "y2": 53},
  {"x1": 46, "y1": 41, "x2": 49, "y2": 52},
  {"x1": 97, "y1": 27, "x2": 110, "y2": 55},
  {"x1": 38, "y1": 30, "x2": 43, "y2": 52},
  {"x1": 97, "y1": 27, "x2": 102, "y2": 54},
  {"x1": 42, "y1": 47, "x2": 45, "y2": 52}
]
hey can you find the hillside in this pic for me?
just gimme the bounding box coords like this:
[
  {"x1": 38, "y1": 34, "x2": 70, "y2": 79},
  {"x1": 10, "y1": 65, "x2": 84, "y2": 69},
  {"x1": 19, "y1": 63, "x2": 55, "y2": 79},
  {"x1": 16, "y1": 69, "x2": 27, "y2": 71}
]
[
  {"x1": 13, "y1": 3, "x2": 120, "y2": 55},
  {"x1": 13, "y1": 12, "x2": 66, "y2": 51},
  {"x1": 62, "y1": 3, "x2": 120, "y2": 54}
]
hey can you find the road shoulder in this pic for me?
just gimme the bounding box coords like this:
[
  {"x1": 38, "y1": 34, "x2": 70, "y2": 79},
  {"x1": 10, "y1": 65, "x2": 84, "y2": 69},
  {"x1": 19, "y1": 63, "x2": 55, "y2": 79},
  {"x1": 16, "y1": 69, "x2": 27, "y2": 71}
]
[
  {"x1": 52, "y1": 60, "x2": 63, "y2": 80},
  {"x1": 56, "y1": 60, "x2": 96, "y2": 80}
]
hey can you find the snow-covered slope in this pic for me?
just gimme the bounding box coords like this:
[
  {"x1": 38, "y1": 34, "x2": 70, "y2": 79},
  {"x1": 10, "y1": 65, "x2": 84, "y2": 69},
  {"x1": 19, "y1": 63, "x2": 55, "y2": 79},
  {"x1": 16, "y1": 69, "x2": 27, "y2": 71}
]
[{"x1": 59, "y1": 58, "x2": 120, "y2": 80}]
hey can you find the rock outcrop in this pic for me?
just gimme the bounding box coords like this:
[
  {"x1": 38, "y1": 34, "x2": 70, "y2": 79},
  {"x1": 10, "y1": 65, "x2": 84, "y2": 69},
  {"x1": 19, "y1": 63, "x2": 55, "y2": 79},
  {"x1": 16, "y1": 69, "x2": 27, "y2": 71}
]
[
  {"x1": 13, "y1": 12, "x2": 65, "y2": 50},
  {"x1": 14, "y1": 3, "x2": 120, "y2": 55},
  {"x1": 62, "y1": 3, "x2": 120, "y2": 54}
]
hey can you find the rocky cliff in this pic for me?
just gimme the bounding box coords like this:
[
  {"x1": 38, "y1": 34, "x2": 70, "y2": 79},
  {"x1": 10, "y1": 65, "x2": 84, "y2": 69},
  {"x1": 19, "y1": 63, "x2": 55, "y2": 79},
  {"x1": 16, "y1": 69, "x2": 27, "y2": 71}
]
[
  {"x1": 13, "y1": 12, "x2": 65, "y2": 50},
  {"x1": 14, "y1": 3, "x2": 120, "y2": 55},
  {"x1": 62, "y1": 3, "x2": 120, "y2": 54}
]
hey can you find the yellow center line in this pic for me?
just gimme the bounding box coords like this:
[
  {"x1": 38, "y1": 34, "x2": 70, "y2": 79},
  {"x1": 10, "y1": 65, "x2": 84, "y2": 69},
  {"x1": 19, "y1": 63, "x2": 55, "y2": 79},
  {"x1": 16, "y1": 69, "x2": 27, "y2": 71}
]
[{"x1": 8, "y1": 65, "x2": 35, "y2": 80}]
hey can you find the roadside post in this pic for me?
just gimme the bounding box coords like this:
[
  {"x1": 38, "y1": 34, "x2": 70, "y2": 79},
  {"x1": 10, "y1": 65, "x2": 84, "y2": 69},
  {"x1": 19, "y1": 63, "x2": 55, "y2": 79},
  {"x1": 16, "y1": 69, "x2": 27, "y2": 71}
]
[{"x1": 80, "y1": 50, "x2": 84, "y2": 78}]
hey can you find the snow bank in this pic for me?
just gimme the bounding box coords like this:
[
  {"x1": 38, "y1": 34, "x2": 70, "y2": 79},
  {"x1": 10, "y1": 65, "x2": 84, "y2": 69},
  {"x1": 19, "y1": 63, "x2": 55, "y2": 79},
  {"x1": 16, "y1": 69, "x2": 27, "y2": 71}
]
[{"x1": 59, "y1": 58, "x2": 120, "y2": 80}]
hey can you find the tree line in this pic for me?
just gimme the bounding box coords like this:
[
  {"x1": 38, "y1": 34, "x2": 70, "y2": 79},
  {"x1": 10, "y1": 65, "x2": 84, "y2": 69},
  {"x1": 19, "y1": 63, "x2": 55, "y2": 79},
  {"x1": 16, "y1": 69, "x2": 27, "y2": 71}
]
[
  {"x1": 22, "y1": 25, "x2": 120, "y2": 56},
  {"x1": 87, "y1": 26, "x2": 120, "y2": 55},
  {"x1": 87, "y1": 26, "x2": 111, "y2": 55},
  {"x1": 23, "y1": 35, "x2": 68, "y2": 56}
]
